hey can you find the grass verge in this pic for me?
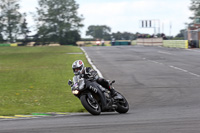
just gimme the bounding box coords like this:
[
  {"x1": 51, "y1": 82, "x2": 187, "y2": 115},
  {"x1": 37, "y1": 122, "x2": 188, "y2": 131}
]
[{"x1": 0, "y1": 46, "x2": 90, "y2": 116}]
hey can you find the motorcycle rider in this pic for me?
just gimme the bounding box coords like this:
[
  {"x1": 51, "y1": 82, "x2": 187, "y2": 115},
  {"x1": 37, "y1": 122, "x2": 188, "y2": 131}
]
[{"x1": 72, "y1": 60, "x2": 117, "y2": 97}]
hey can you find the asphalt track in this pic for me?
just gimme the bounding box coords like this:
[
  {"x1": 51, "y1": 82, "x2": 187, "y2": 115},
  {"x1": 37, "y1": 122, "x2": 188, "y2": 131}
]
[{"x1": 1, "y1": 45, "x2": 200, "y2": 133}]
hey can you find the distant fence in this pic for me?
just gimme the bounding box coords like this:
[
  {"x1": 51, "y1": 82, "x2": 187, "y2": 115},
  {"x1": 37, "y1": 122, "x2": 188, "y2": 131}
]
[
  {"x1": 137, "y1": 38, "x2": 163, "y2": 46},
  {"x1": 163, "y1": 40, "x2": 188, "y2": 49},
  {"x1": 136, "y1": 38, "x2": 190, "y2": 49},
  {"x1": 76, "y1": 40, "x2": 131, "y2": 46},
  {"x1": 0, "y1": 43, "x2": 61, "y2": 47},
  {"x1": 76, "y1": 41, "x2": 111, "y2": 46},
  {"x1": 131, "y1": 40, "x2": 137, "y2": 45},
  {"x1": 112, "y1": 41, "x2": 131, "y2": 46},
  {"x1": 0, "y1": 40, "x2": 193, "y2": 49},
  {"x1": 0, "y1": 43, "x2": 18, "y2": 47}
]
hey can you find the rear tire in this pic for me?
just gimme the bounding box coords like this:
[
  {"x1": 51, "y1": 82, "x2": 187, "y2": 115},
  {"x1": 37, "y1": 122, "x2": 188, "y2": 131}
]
[
  {"x1": 80, "y1": 95, "x2": 101, "y2": 115},
  {"x1": 115, "y1": 93, "x2": 129, "y2": 114}
]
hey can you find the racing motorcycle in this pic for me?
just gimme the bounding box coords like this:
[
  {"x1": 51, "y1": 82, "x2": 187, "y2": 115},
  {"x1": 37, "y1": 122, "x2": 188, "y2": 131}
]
[{"x1": 68, "y1": 75, "x2": 129, "y2": 115}]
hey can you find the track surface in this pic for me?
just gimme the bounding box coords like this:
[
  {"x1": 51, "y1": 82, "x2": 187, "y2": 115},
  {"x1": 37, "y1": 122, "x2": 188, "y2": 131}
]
[{"x1": 1, "y1": 46, "x2": 200, "y2": 133}]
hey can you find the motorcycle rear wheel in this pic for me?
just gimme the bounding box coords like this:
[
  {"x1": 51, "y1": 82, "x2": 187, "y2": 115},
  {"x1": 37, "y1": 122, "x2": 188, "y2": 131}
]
[
  {"x1": 115, "y1": 92, "x2": 129, "y2": 114},
  {"x1": 80, "y1": 94, "x2": 101, "y2": 115}
]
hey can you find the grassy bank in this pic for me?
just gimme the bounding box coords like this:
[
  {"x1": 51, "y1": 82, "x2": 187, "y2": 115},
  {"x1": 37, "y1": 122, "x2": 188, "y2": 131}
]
[{"x1": 0, "y1": 46, "x2": 89, "y2": 116}]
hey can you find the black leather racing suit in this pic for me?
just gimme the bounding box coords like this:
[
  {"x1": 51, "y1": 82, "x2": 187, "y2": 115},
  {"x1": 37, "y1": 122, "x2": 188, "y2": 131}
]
[{"x1": 81, "y1": 67, "x2": 115, "y2": 94}]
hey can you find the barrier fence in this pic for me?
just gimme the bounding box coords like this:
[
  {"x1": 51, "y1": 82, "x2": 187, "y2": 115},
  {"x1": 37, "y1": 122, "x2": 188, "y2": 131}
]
[
  {"x1": 0, "y1": 40, "x2": 198, "y2": 49},
  {"x1": 137, "y1": 38, "x2": 163, "y2": 46},
  {"x1": 163, "y1": 40, "x2": 188, "y2": 49},
  {"x1": 136, "y1": 38, "x2": 191, "y2": 49},
  {"x1": 0, "y1": 43, "x2": 18, "y2": 47}
]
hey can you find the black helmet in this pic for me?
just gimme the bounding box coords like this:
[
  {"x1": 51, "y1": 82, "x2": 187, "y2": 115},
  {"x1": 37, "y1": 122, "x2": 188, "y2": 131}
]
[{"x1": 72, "y1": 60, "x2": 84, "y2": 75}]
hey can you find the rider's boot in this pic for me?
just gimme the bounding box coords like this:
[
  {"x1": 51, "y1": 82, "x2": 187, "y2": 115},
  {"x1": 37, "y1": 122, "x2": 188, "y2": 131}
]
[{"x1": 109, "y1": 87, "x2": 117, "y2": 97}]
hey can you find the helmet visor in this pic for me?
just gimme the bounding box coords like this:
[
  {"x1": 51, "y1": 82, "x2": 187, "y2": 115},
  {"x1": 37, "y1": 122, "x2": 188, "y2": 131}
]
[
  {"x1": 73, "y1": 66, "x2": 83, "y2": 74},
  {"x1": 74, "y1": 67, "x2": 81, "y2": 72}
]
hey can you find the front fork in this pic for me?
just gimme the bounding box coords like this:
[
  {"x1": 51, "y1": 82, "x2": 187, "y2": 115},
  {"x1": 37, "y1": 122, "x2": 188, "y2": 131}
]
[{"x1": 86, "y1": 92, "x2": 96, "y2": 104}]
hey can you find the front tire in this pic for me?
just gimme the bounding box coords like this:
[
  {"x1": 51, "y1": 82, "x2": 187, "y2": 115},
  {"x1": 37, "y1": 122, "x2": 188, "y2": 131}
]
[
  {"x1": 80, "y1": 94, "x2": 101, "y2": 115},
  {"x1": 115, "y1": 93, "x2": 129, "y2": 114}
]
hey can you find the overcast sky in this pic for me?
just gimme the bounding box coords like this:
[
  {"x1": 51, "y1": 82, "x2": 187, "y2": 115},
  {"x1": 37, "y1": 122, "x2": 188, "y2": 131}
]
[{"x1": 20, "y1": 0, "x2": 193, "y2": 37}]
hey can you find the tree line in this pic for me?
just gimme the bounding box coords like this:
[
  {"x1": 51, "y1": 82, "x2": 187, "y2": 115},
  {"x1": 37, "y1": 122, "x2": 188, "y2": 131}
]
[
  {"x1": 0, "y1": 0, "x2": 199, "y2": 45},
  {"x1": 0, "y1": 0, "x2": 83, "y2": 45}
]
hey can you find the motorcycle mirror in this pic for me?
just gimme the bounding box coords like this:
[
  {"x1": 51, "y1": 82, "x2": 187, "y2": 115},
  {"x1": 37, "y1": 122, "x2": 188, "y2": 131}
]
[
  {"x1": 110, "y1": 80, "x2": 115, "y2": 85},
  {"x1": 68, "y1": 80, "x2": 73, "y2": 86}
]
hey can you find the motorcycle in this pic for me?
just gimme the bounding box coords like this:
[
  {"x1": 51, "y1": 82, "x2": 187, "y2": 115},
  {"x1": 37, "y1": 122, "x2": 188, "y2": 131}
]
[{"x1": 68, "y1": 75, "x2": 129, "y2": 115}]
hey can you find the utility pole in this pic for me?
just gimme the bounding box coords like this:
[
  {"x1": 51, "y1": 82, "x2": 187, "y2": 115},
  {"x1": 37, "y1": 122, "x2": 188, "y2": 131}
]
[
  {"x1": 162, "y1": 22, "x2": 164, "y2": 33},
  {"x1": 169, "y1": 21, "x2": 172, "y2": 36}
]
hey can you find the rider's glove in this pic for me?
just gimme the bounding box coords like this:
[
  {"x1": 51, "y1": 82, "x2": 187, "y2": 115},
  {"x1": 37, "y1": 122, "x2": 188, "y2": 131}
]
[
  {"x1": 71, "y1": 83, "x2": 78, "y2": 90},
  {"x1": 88, "y1": 71, "x2": 98, "y2": 81}
]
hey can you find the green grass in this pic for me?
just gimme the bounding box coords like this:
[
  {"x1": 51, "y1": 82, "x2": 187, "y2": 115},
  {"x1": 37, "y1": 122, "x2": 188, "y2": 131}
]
[{"x1": 0, "y1": 46, "x2": 90, "y2": 116}]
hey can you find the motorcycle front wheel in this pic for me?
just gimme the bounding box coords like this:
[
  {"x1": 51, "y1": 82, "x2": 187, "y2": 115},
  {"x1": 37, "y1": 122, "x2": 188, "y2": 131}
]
[{"x1": 80, "y1": 94, "x2": 101, "y2": 115}]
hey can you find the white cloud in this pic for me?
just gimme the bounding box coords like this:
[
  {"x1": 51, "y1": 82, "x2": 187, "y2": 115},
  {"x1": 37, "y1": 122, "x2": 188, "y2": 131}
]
[
  {"x1": 78, "y1": 0, "x2": 192, "y2": 37},
  {"x1": 19, "y1": 0, "x2": 38, "y2": 13},
  {"x1": 17, "y1": 0, "x2": 192, "y2": 37},
  {"x1": 19, "y1": 0, "x2": 38, "y2": 32}
]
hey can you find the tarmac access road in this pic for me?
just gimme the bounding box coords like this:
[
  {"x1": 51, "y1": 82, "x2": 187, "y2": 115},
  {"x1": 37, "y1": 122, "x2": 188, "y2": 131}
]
[{"x1": 1, "y1": 45, "x2": 200, "y2": 133}]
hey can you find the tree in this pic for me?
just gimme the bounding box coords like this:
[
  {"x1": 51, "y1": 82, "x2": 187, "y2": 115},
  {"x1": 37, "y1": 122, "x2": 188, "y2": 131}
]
[
  {"x1": 20, "y1": 14, "x2": 30, "y2": 41},
  {"x1": 0, "y1": 0, "x2": 23, "y2": 42},
  {"x1": 86, "y1": 25, "x2": 111, "y2": 40},
  {"x1": 111, "y1": 32, "x2": 137, "y2": 40},
  {"x1": 189, "y1": 0, "x2": 200, "y2": 19},
  {"x1": 0, "y1": 23, "x2": 3, "y2": 41},
  {"x1": 36, "y1": 0, "x2": 84, "y2": 45},
  {"x1": 61, "y1": 30, "x2": 80, "y2": 45},
  {"x1": 111, "y1": 32, "x2": 121, "y2": 40},
  {"x1": 0, "y1": 33, "x2": 4, "y2": 42},
  {"x1": 175, "y1": 29, "x2": 185, "y2": 38}
]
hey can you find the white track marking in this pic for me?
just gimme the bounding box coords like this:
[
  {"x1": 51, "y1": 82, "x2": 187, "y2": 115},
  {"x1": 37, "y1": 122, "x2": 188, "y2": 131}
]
[
  {"x1": 186, "y1": 49, "x2": 200, "y2": 53},
  {"x1": 150, "y1": 60, "x2": 163, "y2": 65},
  {"x1": 169, "y1": 66, "x2": 188, "y2": 72},
  {"x1": 146, "y1": 59, "x2": 200, "y2": 78},
  {"x1": 188, "y1": 72, "x2": 200, "y2": 77},
  {"x1": 158, "y1": 51, "x2": 175, "y2": 55}
]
